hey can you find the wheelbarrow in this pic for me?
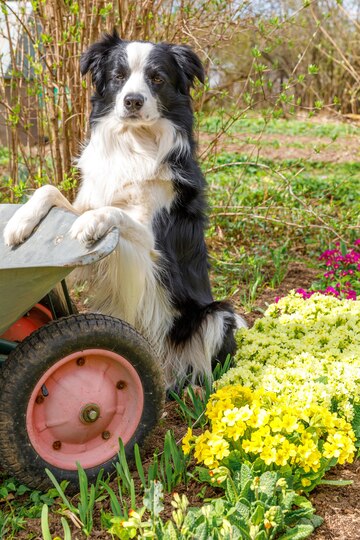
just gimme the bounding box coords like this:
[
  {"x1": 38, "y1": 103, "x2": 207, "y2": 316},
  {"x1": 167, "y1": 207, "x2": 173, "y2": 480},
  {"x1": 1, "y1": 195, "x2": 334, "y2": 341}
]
[{"x1": 0, "y1": 204, "x2": 164, "y2": 490}]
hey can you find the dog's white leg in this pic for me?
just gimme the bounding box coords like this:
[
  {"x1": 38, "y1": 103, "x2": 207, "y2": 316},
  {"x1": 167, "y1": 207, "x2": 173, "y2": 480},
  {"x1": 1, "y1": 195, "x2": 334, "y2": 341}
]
[
  {"x1": 4, "y1": 185, "x2": 77, "y2": 247},
  {"x1": 69, "y1": 206, "x2": 171, "y2": 344}
]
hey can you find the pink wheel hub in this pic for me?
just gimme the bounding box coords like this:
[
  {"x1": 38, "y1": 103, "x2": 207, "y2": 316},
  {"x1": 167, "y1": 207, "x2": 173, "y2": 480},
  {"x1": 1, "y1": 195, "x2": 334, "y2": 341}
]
[{"x1": 26, "y1": 349, "x2": 144, "y2": 470}]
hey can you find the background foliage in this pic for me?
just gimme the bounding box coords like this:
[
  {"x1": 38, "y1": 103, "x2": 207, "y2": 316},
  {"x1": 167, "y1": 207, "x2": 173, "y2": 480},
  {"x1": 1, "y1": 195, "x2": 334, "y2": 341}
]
[{"x1": 0, "y1": 0, "x2": 360, "y2": 188}]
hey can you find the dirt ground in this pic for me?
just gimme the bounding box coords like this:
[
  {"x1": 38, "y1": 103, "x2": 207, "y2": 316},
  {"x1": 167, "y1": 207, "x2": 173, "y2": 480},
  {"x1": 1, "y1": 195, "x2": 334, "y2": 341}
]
[{"x1": 200, "y1": 131, "x2": 360, "y2": 163}]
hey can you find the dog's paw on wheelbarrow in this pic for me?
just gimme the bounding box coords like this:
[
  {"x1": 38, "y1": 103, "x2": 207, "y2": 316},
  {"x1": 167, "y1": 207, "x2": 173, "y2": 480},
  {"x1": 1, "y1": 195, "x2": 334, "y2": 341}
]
[
  {"x1": 3, "y1": 205, "x2": 42, "y2": 247},
  {"x1": 70, "y1": 209, "x2": 116, "y2": 245}
]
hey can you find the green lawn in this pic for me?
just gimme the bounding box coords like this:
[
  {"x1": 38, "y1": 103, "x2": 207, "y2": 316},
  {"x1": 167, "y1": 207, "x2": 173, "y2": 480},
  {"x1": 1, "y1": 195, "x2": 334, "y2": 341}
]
[
  {"x1": 198, "y1": 113, "x2": 359, "y2": 138},
  {"x1": 199, "y1": 117, "x2": 360, "y2": 304}
]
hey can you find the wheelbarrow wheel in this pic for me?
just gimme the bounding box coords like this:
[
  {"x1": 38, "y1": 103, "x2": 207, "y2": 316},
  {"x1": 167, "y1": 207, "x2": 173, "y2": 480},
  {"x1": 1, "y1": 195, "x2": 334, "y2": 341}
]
[{"x1": 0, "y1": 313, "x2": 164, "y2": 490}]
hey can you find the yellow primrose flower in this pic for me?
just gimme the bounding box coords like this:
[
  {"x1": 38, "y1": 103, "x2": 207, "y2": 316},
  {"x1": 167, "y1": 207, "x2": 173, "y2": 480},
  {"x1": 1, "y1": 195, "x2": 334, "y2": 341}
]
[
  {"x1": 260, "y1": 443, "x2": 277, "y2": 465},
  {"x1": 242, "y1": 430, "x2": 267, "y2": 454},
  {"x1": 223, "y1": 422, "x2": 246, "y2": 442},
  {"x1": 274, "y1": 440, "x2": 297, "y2": 467},
  {"x1": 269, "y1": 416, "x2": 283, "y2": 433},
  {"x1": 281, "y1": 414, "x2": 299, "y2": 433},
  {"x1": 323, "y1": 432, "x2": 356, "y2": 464},
  {"x1": 296, "y1": 442, "x2": 322, "y2": 472},
  {"x1": 301, "y1": 478, "x2": 312, "y2": 487},
  {"x1": 221, "y1": 407, "x2": 241, "y2": 426},
  {"x1": 182, "y1": 427, "x2": 194, "y2": 456}
]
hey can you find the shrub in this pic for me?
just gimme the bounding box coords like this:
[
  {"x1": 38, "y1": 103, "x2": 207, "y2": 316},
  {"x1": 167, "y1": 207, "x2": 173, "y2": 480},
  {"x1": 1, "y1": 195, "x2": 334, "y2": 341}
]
[
  {"x1": 297, "y1": 240, "x2": 360, "y2": 300},
  {"x1": 183, "y1": 385, "x2": 355, "y2": 493},
  {"x1": 218, "y1": 292, "x2": 360, "y2": 422}
]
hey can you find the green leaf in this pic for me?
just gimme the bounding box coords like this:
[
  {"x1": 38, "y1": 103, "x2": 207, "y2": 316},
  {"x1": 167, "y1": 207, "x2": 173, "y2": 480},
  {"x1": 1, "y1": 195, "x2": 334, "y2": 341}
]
[
  {"x1": 259, "y1": 471, "x2": 277, "y2": 498},
  {"x1": 196, "y1": 466, "x2": 213, "y2": 484},
  {"x1": 285, "y1": 508, "x2": 315, "y2": 525},
  {"x1": 134, "y1": 444, "x2": 146, "y2": 488},
  {"x1": 164, "y1": 520, "x2": 179, "y2": 539},
  {"x1": 318, "y1": 479, "x2": 353, "y2": 487},
  {"x1": 351, "y1": 403, "x2": 360, "y2": 441},
  {"x1": 45, "y1": 469, "x2": 73, "y2": 512},
  {"x1": 143, "y1": 480, "x2": 164, "y2": 517},
  {"x1": 251, "y1": 501, "x2": 265, "y2": 525},
  {"x1": 255, "y1": 531, "x2": 267, "y2": 540},
  {"x1": 234, "y1": 501, "x2": 250, "y2": 520},
  {"x1": 282, "y1": 491, "x2": 297, "y2": 510},
  {"x1": 278, "y1": 523, "x2": 314, "y2": 540},
  {"x1": 101, "y1": 481, "x2": 123, "y2": 517},
  {"x1": 309, "y1": 515, "x2": 324, "y2": 528},
  {"x1": 292, "y1": 495, "x2": 314, "y2": 509},
  {"x1": 240, "y1": 464, "x2": 252, "y2": 489},
  {"x1": 195, "y1": 521, "x2": 209, "y2": 540},
  {"x1": 226, "y1": 477, "x2": 238, "y2": 505},
  {"x1": 226, "y1": 450, "x2": 243, "y2": 473},
  {"x1": 240, "y1": 479, "x2": 252, "y2": 499},
  {"x1": 61, "y1": 517, "x2": 72, "y2": 540},
  {"x1": 40, "y1": 505, "x2": 52, "y2": 540}
]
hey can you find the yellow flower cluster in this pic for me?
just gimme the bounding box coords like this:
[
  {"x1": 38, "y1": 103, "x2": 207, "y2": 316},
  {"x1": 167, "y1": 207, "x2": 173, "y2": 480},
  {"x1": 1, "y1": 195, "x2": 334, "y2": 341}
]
[
  {"x1": 183, "y1": 385, "x2": 356, "y2": 482},
  {"x1": 217, "y1": 292, "x2": 360, "y2": 421}
]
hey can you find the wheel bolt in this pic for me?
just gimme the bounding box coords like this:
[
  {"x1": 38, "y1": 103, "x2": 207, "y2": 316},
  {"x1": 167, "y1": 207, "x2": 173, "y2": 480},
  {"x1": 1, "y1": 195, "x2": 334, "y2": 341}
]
[
  {"x1": 102, "y1": 431, "x2": 111, "y2": 440},
  {"x1": 80, "y1": 403, "x2": 100, "y2": 424},
  {"x1": 53, "y1": 440, "x2": 62, "y2": 450},
  {"x1": 35, "y1": 395, "x2": 44, "y2": 404},
  {"x1": 76, "y1": 357, "x2": 85, "y2": 366},
  {"x1": 116, "y1": 380, "x2": 126, "y2": 390},
  {"x1": 88, "y1": 409, "x2": 97, "y2": 421}
]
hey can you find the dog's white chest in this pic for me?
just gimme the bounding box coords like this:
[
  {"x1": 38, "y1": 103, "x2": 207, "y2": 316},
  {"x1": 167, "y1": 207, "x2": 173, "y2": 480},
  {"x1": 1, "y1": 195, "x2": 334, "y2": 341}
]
[
  {"x1": 75, "y1": 119, "x2": 178, "y2": 221},
  {"x1": 114, "y1": 179, "x2": 174, "y2": 224},
  {"x1": 76, "y1": 155, "x2": 174, "y2": 225}
]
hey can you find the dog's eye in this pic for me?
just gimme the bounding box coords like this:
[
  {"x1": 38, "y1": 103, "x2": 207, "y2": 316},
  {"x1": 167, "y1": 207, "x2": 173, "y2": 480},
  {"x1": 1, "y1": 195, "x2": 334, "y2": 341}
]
[
  {"x1": 151, "y1": 76, "x2": 163, "y2": 84},
  {"x1": 115, "y1": 73, "x2": 125, "y2": 81}
]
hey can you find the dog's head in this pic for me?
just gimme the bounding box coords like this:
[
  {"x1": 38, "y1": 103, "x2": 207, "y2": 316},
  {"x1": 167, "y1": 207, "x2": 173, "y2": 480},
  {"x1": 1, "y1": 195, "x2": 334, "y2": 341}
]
[{"x1": 81, "y1": 30, "x2": 204, "y2": 128}]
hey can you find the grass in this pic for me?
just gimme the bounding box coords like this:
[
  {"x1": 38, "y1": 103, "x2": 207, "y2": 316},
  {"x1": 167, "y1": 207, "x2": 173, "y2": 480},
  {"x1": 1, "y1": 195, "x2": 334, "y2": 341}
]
[
  {"x1": 0, "y1": 475, "x2": 59, "y2": 539},
  {"x1": 200, "y1": 117, "x2": 360, "y2": 304},
  {"x1": 197, "y1": 112, "x2": 360, "y2": 138},
  {"x1": 203, "y1": 150, "x2": 360, "y2": 303}
]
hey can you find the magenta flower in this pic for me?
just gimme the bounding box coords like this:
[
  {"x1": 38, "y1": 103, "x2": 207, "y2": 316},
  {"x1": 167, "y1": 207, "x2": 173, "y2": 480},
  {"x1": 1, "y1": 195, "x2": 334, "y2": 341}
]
[{"x1": 277, "y1": 240, "x2": 360, "y2": 302}]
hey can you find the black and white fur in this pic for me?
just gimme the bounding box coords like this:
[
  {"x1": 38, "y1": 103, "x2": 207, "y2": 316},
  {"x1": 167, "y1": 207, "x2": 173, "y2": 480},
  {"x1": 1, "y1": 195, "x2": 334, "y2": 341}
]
[{"x1": 4, "y1": 31, "x2": 246, "y2": 388}]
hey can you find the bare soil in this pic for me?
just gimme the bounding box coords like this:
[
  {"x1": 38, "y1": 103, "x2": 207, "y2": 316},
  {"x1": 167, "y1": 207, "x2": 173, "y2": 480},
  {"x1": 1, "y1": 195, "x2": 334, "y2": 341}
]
[{"x1": 199, "y1": 131, "x2": 360, "y2": 163}]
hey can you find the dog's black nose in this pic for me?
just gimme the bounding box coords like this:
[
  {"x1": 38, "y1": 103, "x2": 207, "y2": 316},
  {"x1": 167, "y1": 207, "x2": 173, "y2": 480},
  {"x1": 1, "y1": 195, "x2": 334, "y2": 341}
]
[{"x1": 124, "y1": 94, "x2": 144, "y2": 111}]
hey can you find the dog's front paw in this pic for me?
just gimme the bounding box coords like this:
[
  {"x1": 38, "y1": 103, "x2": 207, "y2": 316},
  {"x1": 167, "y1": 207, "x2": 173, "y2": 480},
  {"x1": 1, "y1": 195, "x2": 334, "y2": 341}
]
[
  {"x1": 70, "y1": 209, "x2": 116, "y2": 245},
  {"x1": 4, "y1": 206, "x2": 41, "y2": 247}
]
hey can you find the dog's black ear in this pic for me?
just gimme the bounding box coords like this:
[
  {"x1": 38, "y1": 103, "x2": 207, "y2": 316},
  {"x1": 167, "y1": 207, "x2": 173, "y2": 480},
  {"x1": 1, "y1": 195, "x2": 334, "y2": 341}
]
[
  {"x1": 81, "y1": 29, "x2": 121, "y2": 93},
  {"x1": 171, "y1": 45, "x2": 205, "y2": 90}
]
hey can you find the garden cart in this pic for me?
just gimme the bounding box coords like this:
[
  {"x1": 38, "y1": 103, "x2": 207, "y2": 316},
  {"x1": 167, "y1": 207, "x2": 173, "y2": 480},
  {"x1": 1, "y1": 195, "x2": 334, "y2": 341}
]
[{"x1": 0, "y1": 204, "x2": 164, "y2": 490}]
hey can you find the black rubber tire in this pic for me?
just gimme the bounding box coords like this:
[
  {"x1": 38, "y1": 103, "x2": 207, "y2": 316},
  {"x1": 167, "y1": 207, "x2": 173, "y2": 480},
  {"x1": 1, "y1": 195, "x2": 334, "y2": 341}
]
[{"x1": 0, "y1": 313, "x2": 164, "y2": 491}]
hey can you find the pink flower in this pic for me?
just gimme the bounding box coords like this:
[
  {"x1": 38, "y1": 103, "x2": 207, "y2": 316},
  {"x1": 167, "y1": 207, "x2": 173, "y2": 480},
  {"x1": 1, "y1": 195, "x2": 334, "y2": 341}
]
[{"x1": 324, "y1": 286, "x2": 339, "y2": 297}]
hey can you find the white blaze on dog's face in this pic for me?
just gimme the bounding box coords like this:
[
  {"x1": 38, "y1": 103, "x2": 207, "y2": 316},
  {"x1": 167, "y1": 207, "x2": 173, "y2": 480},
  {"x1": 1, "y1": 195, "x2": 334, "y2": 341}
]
[
  {"x1": 114, "y1": 42, "x2": 159, "y2": 125},
  {"x1": 80, "y1": 32, "x2": 205, "y2": 130}
]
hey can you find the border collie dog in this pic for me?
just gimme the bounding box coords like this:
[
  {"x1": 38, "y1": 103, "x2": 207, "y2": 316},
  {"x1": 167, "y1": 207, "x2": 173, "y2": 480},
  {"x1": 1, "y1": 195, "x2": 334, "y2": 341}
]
[{"x1": 4, "y1": 30, "x2": 247, "y2": 388}]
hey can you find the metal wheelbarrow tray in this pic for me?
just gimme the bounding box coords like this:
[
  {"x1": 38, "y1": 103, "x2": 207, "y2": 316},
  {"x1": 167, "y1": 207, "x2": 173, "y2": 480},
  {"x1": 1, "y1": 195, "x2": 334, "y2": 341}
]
[{"x1": 0, "y1": 204, "x2": 164, "y2": 490}]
